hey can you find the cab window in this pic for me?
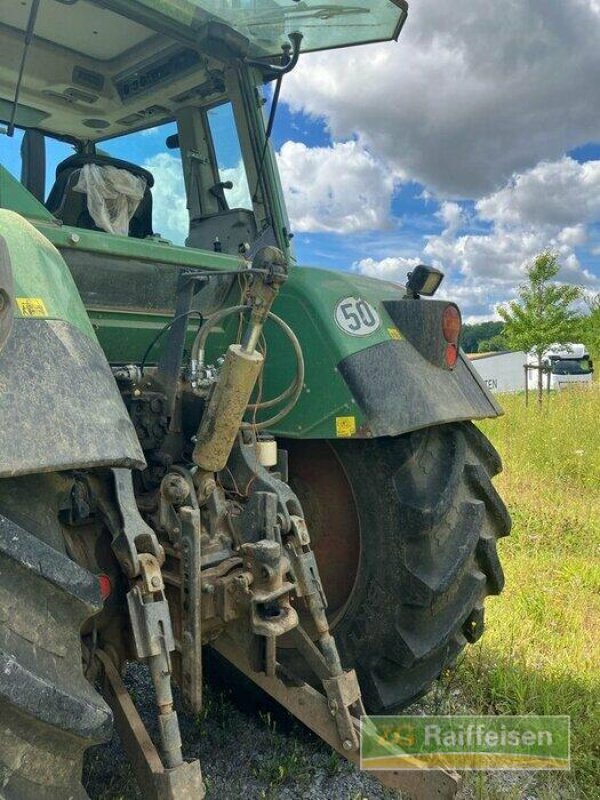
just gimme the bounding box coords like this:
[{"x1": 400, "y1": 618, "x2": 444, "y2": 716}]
[{"x1": 207, "y1": 103, "x2": 252, "y2": 211}]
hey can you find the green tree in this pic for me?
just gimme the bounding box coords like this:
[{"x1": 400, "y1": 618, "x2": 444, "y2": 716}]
[
  {"x1": 488, "y1": 333, "x2": 508, "y2": 351},
  {"x1": 578, "y1": 294, "x2": 600, "y2": 360},
  {"x1": 476, "y1": 334, "x2": 506, "y2": 353},
  {"x1": 498, "y1": 252, "x2": 582, "y2": 403},
  {"x1": 461, "y1": 321, "x2": 504, "y2": 353}
]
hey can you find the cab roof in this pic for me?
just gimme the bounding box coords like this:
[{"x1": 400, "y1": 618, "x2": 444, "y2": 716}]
[{"x1": 0, "y1": 0, "x2": 407, "y2": 143}]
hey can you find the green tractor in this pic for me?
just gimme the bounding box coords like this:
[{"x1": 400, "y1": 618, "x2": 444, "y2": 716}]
[{"x1": 0, "y1": 2, "x2": 510, "y2": 798}]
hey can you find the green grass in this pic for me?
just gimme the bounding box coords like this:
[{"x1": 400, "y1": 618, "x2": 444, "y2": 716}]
[{"x1": 456, "y1": 389, "x2": 600, "y2": 799}]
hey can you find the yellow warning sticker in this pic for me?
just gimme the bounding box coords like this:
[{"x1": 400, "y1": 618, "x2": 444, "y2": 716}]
[
  {"x1": 387, "y1": 327, "x2": 403, "y2": 341},
  {"x1": 16, "y1": 297, "x2": 48, "y2": 317},
  {"x1": 336, "y1": 416, "x2": 357, "y2": 438}
]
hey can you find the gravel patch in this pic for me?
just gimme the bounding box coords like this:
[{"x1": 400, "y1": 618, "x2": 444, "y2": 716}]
[{"x1": 83, "y1": 662, "x2": 580, "y2": 800}]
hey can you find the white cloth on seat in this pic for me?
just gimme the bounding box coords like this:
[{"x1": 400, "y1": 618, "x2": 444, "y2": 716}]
[{"x1": 73, "y1": 163, "x2": 146, "y2": 235}]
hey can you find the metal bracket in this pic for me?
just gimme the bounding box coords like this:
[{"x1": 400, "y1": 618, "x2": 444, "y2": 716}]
[
  {"x1": 179, "y1": 505, "x2": 204, "y2": 714},
  {"x1": 211, "y1": 635, "x2": 460, "y2": 800},
  {"x1": 322, "y1": 669, "x2": 363, "y2": 751},
  {"x1": 226, "y1": 437, "x2": 303, "y2": 535},
  {"x1": 97, "y1": 650, "x2": 205, "y2": 800},
  {"x1": 157, "y1": 270, "x2": 208, "y2": 420},
  {"x1": 111, "y1": 467, "x2": 163, "y2": 577},
  {"x1": 285, "y1": 517, "x2": 327, "y2": 609},
  {"x1": 127, "y1": 586, "x2": 175, "y2": 661}
]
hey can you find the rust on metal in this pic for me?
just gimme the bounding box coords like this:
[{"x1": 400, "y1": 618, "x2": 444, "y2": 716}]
[
  {"x1": 98, "y1": 650, "x2": 205, "y2": 800},
  {"x1": 211, "y1": 635, "x2": 461, "y2": 800}
]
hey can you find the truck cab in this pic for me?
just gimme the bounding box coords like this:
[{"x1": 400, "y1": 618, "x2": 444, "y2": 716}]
[{"x1": 527, "y1": 343, "x2": 594, "y2": 391}]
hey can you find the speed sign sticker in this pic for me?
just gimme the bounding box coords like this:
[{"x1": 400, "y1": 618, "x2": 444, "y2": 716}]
[{"x1": 334, "y1": 297, "x2": 381, "y2": 337}]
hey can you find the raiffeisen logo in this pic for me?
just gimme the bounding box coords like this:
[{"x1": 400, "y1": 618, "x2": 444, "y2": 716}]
[
  {"x1": 360, "y1": 715, "x2": 571, "y2": 771},
  {"x1": 423, "y1": 721, "x2": 554, "y2": 749}
]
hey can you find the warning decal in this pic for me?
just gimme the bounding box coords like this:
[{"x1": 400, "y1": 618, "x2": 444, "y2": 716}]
[
  {"x1": 16, "y1": 298, "x2": 48, "y2": 317},
  {"x1": 336, "y1": 416, "x2": 357, "y2": 438}
]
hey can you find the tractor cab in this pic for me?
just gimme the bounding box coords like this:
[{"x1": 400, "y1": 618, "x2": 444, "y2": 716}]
[{"x1": 1, "y1": 0, "x2": 408, "y2": 254}]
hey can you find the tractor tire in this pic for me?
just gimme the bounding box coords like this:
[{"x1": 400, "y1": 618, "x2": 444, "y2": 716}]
[
  {"x1": 284, "y1": 421, "x2": 511, "y2": 713},
  {"x1": 0, "y1": 474, "x2": 112, "y2": 800}
]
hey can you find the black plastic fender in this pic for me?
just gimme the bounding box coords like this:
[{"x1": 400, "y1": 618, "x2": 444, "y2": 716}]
[{"x1": 337, "y1": 300, "x2": 502, "y2": 438}]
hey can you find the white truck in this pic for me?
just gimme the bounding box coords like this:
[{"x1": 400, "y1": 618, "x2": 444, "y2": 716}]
[
  {"x1": 469, "y1": 344, "x2": 594, "y2": 393},
  {"x1": 527, "y1": 343, "x2": 594, "y2": 390}
]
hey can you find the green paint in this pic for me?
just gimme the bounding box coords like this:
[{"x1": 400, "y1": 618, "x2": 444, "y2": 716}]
[
  {"x1": 34, "y1": 219, "x2": 246, "y2": 271},
  {"x1": 10, "y1": 195, "x2": 405, "y2": 439},
  {"x1": 252, "y1": 266, "x2": 405, "y2": 438},
  {"x1": 0, "y1": 167, "x2": 54, "y2": 222},
  {"x1": 0, "y1": 209, "x2": 96, "y2": 340}
]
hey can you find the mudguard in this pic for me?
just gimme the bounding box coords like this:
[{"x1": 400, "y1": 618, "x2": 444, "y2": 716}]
[
  {"x1": 255, "y1": 267, "x2": 503, "y2": 438},
  {"x1": 0, "y1": 209, "x2": 144, "y2": 477}
]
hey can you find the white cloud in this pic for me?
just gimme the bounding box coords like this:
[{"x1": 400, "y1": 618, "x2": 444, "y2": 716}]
[
  {"x1": 436, "y1": 201, "x2": 465, "y2": 236},
  {"x1": 355, "y1": 154, "x2": 600, "y2": 318},
  {"x1": 476, "y1": 158, "x2": 600, "y2": 227},
  {"x1": 421, "y1": 156, "x2": 600, "y2": 302},
  {"x1": 355, "y1": 255, "x2": 422, "y2": 284},
  {"x1": 424, "y1": 222, "x2": 598, "y2": 287},
  {"x1": 219, "y1": 162, "x2": 252, "y2": 210},
  {"x1": 143, "y1": 153, "x2": 188, "y2": 244},
  {"x1": 282, "y1": 0, "x2": 600, "y2": 197},
  {"x1": 277, "y1": 140, "x2": 397, "y2": 233},
  {"x1": 144, "y1": 142, "x2": 395, "y2": 240}
]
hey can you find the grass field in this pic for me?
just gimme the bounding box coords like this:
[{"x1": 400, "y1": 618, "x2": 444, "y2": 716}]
[{"x1": 453, "y1": 388, "x2": 600, "y2": 799}]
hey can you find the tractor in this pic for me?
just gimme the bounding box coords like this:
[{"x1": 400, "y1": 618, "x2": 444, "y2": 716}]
[{"x1": 0, "y1": 2, "x2": 510, "y2": 799}]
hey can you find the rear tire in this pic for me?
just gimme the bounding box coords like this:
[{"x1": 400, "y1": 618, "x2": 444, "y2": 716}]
[
  {"x1": 285, "y1": 422, "x2": 510, "y2": 712},
  {"x1": 0, "y1": 474, "x2": 112, "y2": 799}
]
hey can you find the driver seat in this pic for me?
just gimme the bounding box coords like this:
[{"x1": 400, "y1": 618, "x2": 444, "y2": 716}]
[{"x1": 45, "y1": 153, "x2": 154, "y2": 238}]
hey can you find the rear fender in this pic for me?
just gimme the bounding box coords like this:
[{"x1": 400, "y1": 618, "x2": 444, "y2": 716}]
[
  {"x1": 0, "y1": 210, "x2": 144, "y2": 477},
  {"x1": 255, "y1": 267, "x2": 502, "y2": 439}
]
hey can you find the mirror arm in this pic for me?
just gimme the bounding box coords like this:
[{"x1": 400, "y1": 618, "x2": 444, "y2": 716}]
[{"x1": 245, "y1": 32, "x2": 303, "y2": 77}]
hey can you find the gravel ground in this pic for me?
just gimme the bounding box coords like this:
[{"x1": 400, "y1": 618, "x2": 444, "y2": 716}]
[{"x1": 82, "y1": 662, "x2": 578, "y2": 800}]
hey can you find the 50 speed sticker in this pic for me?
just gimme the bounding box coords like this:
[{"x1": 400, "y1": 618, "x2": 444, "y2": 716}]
[{"x1": 335, "y1": 297, "x2": 380, "y2": 336}]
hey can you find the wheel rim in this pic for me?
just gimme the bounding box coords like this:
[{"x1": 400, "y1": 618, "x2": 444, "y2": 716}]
[{"x1": 284, "y1": 439, "x2": 361, "y2": 628}]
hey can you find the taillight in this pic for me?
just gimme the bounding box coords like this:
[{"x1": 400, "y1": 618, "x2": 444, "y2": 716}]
[
  {"x1": 445, "y1": 343, "x2": 458, "y2": 367},
  {"x1": 98, "y1": 574, "x2": 112, "y2": 601},
  {"x1": 442, "y1": 305, "x2": 461, "y2": 368}
]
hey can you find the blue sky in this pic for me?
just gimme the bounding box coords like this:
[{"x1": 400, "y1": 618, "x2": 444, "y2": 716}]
[{"x1": 2, "y1": 0, "x2": 600, "y2": 322}]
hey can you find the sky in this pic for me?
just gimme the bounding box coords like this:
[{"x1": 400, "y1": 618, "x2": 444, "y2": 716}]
[{"x1": 2, "y1": 0, "x2": 600, "y2": 322}]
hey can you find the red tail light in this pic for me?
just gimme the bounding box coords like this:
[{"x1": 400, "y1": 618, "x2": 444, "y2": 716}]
[
  {"x1": 442, "y1": 305, "x2": 461, "y2": 368},
  {"x1": 98, "y1": 574, "x2": 112, "y2": 601},
  {"x1": 445, "y1": 343, "x2": 458, "y2": 368},
  {"x1": 442, "y1": 305, "x2": 461, "y2": 343}
]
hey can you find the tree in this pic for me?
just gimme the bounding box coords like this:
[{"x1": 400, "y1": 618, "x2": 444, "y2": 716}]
[
  {"x1": 461, "y1": 321, "x2": 504, "y2": 353},
  {"x1": 578, "y1": 294, "x2": 600, "y2": 360},
  {"x1": 498, "y1": 252, "x2": 582, "y2": 404},
  {"x1": 488, "y1": 333, "x2": 508, "y2": 352},
  {"x1": 477, "y1": 333, "x2": 507, "y2": 353}
]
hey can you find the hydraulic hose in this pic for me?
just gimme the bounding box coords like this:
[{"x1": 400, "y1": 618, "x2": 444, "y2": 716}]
[{"x1": 190, "y1": 305, "x2": 304, "y2": 430}]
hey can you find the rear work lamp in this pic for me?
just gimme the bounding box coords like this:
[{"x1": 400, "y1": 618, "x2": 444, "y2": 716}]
[{"x1": 405, "y1": 264, "x2": 444, "y2": 298}]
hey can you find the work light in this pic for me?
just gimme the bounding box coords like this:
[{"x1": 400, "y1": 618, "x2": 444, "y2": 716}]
[{"x1": 406, "y1": 265, "x2": 444, "y2": 298}]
